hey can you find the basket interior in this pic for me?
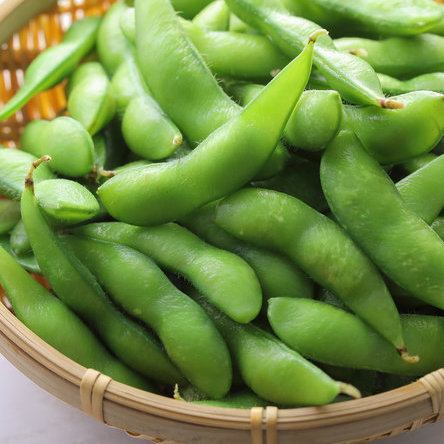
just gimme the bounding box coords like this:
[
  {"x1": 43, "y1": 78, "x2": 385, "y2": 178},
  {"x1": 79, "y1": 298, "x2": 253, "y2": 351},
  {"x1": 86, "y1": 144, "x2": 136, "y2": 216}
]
[{"x1": 0, "y1": 0, "x2": 115, "y2": 147}]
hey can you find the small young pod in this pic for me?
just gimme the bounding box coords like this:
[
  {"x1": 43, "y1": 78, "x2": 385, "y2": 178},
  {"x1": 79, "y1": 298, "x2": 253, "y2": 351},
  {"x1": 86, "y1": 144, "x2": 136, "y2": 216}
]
[{"x1": 0, "y1": 200, "x2": 21, "y2": 235}]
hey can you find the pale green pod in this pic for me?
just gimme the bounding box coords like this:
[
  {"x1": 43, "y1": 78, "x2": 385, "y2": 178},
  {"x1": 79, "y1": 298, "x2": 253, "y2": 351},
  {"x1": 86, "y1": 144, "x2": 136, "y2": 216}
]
[{"x1": 0, "y1": 200, "x2": 21, "y2": 234}]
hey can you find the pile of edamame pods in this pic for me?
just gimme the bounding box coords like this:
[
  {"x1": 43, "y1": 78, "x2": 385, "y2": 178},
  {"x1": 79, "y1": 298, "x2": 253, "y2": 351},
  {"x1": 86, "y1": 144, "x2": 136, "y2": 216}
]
[{"x1": 1, "y1": 0, "x2": 444, "y2": 409}]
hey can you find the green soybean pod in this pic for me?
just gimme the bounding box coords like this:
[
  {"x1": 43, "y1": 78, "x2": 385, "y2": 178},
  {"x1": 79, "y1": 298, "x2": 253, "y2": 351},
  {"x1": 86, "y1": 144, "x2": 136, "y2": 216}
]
[
  {"x1": 215, "y1": 188, "x2": 412, "y2": 359},
  {"x1": 74, "y1": 222, "x2": 262, "y2": 323},
  {"x1": 66, "y1": 236, "x2": 232, "y2": 398},
  {"x1": 0, "y1": 17, "x2": 100, "y2": 121},
  {"x1": 21, "y1": 117, "x2": 95, "y2": 177},
  {"x1": 192, "y1": 0, "x2": 230, "y2": 31},
  {"x1": 321, "y1": 130, "x2": 444, "y2": 310},
  {"x1": 181, "y1": 19, "x2": 289, "y2": 81},
  {"x1": 378, "y1": 72, "x2": 444, "y2": 96},
  {"x1": 401, "y1": 153, "x2": 438, "y2": 174},
  {"x1": 225, "y1": 0, "x2": 389, "y2": 108},
  {"x1": 268, "y1": 298, "x2": 444, "y2": 376},
  {"x1": 291, "y1": 0, "x2": 443, "y2": 37},
  {"x1": 21, "y1": 160, "x2": 183, "y2": 385},
  {"x1": 97, "y1": 1, "x2": 132, "y2": 75},
  {"x1": 432, "y1": 218, "x2": 444, "y2": 239},
  {"x1": 345, "y1": 91, "x2": 444, "y2": 164},
  {"x1": 335, "y1": 35, "x2": 444, "y2": 78},
  {"x1": 0, "y1": 246, "x2": 152, "y2": 390},
  {"x1": 0, "y1": 235, "x2": 40, "y2": 274},
  {"x1": 98, "y1": 35, "x2": 315, "y2": 226},
  {"x1": 68, "y1": 62, "x2": 116, "y2": 136},
  {"x1": 230, "y1": 83, "x2": 342, "y2": 151},
  {"x1": 180, "y1": 204, "x2": 314, "y2": 301},
  {"x1": 191, "y1": 391, "x2": 267, "y2": 408},
  {"x1": 198, "y1": 297, "x2": 360, "y2": 405},
  {"x1": 0, "y1": 148, "x2": 54, "y2": 201},
  {"x1": 34, "y1": 179, "x2": 100, "y2": 226},
  {"x1": 171, "y1": 0, "x2": 213, "y2": 18},
  {"x1": 122, "y1": 96, "x2": 183, "y2": 161},
  {"x1": 10, "y1": 220, "x2": 31, "y2": 256},
  {"x1": 396, "y1": 155, "x2": 444, "y2": 224},
  {"x1": 0, "y1": 199, "x2": 20, "y2": 234}
]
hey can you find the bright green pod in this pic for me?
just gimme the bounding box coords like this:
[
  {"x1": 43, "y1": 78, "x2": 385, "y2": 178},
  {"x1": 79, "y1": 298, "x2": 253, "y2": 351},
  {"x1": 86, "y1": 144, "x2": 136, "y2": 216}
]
[
  {"x1": 192, "y1": 0, "x2": 230, "y2": 31},
  {"x1": 378, "y1": 72, "x2": 444, "y2": 96},
  {"x1": 335, "y1": 35, "x2": 444, "y2": 78},
  {"x1": 122, "y1": 96, "x2": 183, "y2": 161},
  {"x1": 0, "y1": 246, "x2": 151, "y2": 390},
  {"x1": 74, "y1": 222, "x2": 262, "y2": 323},
  {"x1": 432, "y1": 217, "x2": 444, "y2": 239},
  {"x1": 215, "y1": 188, "x2": 409, "y2": 357},
  {"x1": 321, "y1": 130, "x2": 444, "y2": 310},
  {"x1": 21, "y1": 163, "x2": 183, "y2": 385},
  {"x1": 396, "y1": 155, "x2": 444, "y2": 224},
  {"x1": 225, "y1": 0, "x2": 387, "y2": 107},
  {"x1": 192, "y1": 391, "x2": 267, "y2": 408},
  {"x1": 268, "y1": 298, "x2": 444, "y2": 376},
  {"x1": 181, "y1": 204, "x2": 314, "y2": 301},
  {"x1": 66, "y1": 236, "x2": 232, "y2": 398},
  {"x1": 97, "y1": 1, "x2": 132, "y2": 75},
  {"x1": 345, "y1": 91, "x2": 444, "y2": 164},
  {"x1": 0, "y1": 17, "x2": 100, "y2": 121},
  {"x1": 10, "y1": 220, "x2": 31, "y2": 256},
  {"x1": 198, "y1": 297, "x2": 359, "y2": 406},
  {"x1": 171, "y1": 0, "x2": 213, "y2": 18},
  {"x1": 99, "y1": 36, "x2": 315, "y2": 226},
  {"x1": 230, "y1": 83, "x2": 342, "y2": 151},
  {"x1": 21, "y1": 117, "x2": 95, "y2": 177},
  {"x1": 0, "y1": 148, "x2": 54, "y2": 201},
  {"x1": 68, "y1": 62, "x2": 116, "y2": 136},
  {"x1": 290, "y1": 0, "x2": 443, "y2": 37},
  {"x1": 0, "y1": 235, "x2": 39, "y2": 274},
  {"x1": 0, "y1": 200, "x2": 20, "y2": 234},
  {"x1": 401, "y1": 153, "x2": 438, "y2": 174},
  {"x1": 34, "y1": 179, "x2": 100, "y2": 225}
]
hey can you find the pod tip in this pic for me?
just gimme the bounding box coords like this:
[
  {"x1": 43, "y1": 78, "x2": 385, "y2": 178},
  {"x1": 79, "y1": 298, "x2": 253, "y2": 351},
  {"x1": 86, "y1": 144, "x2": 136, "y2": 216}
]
[
  {"x1": 380, "y1": 98, "x2": 405, "y2": 109},
  {"x1": 339, "y1": 382, "x2": 362, "y2": 399},
  {"x1": 308, "y1": 29, "x2": 328, "y2": 44},
  {"x1": 173, "y1": 134, "x2": 183, "y2": 147},
  {"x1": 398, "y1": 347, "x2": 420, "y2": 364},
  {"x1": 349, "y1": 48, "x2": 368, "y2": 58},
  {"x1": 173, "y1": 384, "x2": 184, "y2": 401}
]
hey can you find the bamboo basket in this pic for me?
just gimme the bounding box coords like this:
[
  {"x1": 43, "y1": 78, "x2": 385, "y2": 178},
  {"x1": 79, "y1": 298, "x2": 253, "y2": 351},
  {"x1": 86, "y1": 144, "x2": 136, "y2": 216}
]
[{"x1": 0, "y1": 1, "x2": 444, "y2": 443}]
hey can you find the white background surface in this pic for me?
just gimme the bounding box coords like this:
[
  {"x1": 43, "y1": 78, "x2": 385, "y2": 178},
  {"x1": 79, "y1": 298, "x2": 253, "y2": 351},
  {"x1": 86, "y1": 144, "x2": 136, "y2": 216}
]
[{"x1": 0, "y1": 355, "x2": 443, "y2": 444}]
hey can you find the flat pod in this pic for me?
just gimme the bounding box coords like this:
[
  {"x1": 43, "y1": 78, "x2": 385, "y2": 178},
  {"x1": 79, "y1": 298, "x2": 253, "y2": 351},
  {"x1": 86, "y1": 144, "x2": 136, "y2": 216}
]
[
  {"x1": 268, "y1": 298, "x2": 444, "y2": 376},
  {"x1": 345, "y1": 91, "x2": 444, "y2": 164},
  {"x1": 0, "y1": 148, "x2": 54, "y2": 200},
  {"x1": 0, "y1": 17, "x2": 100, "y2": 121},
  {"x1": 21, "y1": 117, "x2": 95, "y2": 177}
]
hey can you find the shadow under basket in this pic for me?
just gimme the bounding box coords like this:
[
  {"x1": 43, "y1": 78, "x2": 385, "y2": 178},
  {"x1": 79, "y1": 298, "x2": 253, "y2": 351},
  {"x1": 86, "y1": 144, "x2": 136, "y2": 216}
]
[{"x1": 0, "y1": 1, "x2": 443, "y2": 442}]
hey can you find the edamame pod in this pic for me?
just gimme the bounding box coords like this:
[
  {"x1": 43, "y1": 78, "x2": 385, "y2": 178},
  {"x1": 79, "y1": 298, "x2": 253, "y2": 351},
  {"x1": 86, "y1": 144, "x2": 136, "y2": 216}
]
[
  {"x1": 97, "y1": 1, "x2": 132, "y2": 75},
  {"x1": 345, "y1": 91, "x2": 444, "y2": 164},
  {"x1": 0, "y1": 199, "x2": 20, "y2": 234},
  {"x1": 230, "y1": 83, "x2": 342, "y2": 151},
  {"x1": 268, "y1": 298, "x2": 444, "y2": 377},
  {"x1": 0, "y1": 246, "x2": 152, "y2": 390},
  {"x1": 396, "y1": 155, "x2": 444, "y2": 224},
  {"x1": 66, "y1": 236, "x2": 232, "y2": 398},
  {"x1": 21, "y1": 117, "x2": 95, "y2": 177},
  {"x1": 401, "y1": 153, "x2": 438, "y2": 174},
  {"x1": 74, "y1": 222, "x2": 262, "y2": 323},
  {"x1": 292, "y1": 0, "x2": 443, "y2": 37},
  {"x1": 10, "y1": 220, "x2": 31, "y2": 256},
  {"x1": 0, "y1": 17, "x2": 100, "y2": 121},
  {"x1": 181, "y1": 204, "x2": 314, "y2": 301},
  {"x1": 21, "y1": 159, "x2": 182, "y2": 385},
  {"x1": 99, "y1": 36, "x2": 315, "y2": 225},
  {"x1": 68, "y1": 62, "x2": 116, "y2": 135},
  {"x1": 0, "y1": 148, "x2": 54, "y2": 200},
  {"x1": 378, "y1": 73, "x2": 444, "y2": 96},
  {"x1": 215, "y1": 188, "x2": 411, "y2": 359},
  {"x1": 171, "y1": 0, "x2": 213, "y2": 18},
  {"x1": 191, "y1": 391, "x2": 267, "y2": 408},
  {"x1": 192, "y1": 0, "x2": 230, "y2": 31},
  {"x1": 225, "y1": 0, "x2": 389, "y2": 107},
  {"x1": 198, "y1": 297, "x2": 360, "y2": 406},
  {"x1": 335, "y1": 35, "x2": 444, "y2": 78},
  {"x1": 321, "y1": 130, "x2": 444, "y2": 310},
  {"x1": 0, "y1": 235, "x2": 39, "y2": 274},
  {"x1": 34, "y1": 179, "x2": 100, "y2": 225}
]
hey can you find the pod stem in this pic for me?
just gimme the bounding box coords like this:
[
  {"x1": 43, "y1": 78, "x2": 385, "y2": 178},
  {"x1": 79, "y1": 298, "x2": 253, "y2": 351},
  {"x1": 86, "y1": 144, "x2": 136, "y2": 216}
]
[
  {"x1": 379, "y1": 98, "x2": 405, "y2": 110},
  {"x1": 308, "y1": 29, "x2": 329, "y2": 44},
  {"x1": 339, "y1": 382, "x2": 362, "y2": 399},
  {"x1": 398, "y1": 347, "x2": 420, "y2": 364},
  {"x1": 25, "y1": 155, "x2": 52, "y2": 190}
]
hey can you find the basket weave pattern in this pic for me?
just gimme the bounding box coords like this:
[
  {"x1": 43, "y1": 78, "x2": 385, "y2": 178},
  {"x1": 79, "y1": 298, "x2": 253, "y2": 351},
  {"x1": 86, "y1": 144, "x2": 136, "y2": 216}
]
[{"x1": 0, "y1": 1, "x2": 443, "y2": 443}]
